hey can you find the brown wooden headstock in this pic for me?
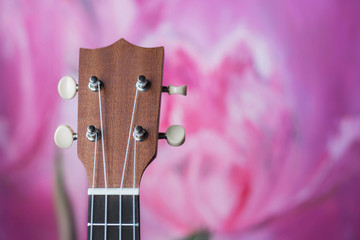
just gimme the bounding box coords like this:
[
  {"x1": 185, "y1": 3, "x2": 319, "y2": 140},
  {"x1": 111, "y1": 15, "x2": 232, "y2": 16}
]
[
  {"x1": 77, "y1": 39, "x2": 164, "y2": 188},
  {"x1": 54, "y1": 38, "x2": 186, "y2": 189}
]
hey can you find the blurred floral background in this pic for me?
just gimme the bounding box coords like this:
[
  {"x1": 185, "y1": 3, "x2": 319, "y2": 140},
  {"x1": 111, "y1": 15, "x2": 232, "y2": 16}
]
[{"x1": 1, "y1": 0, "x2": 360, "y2": 239}]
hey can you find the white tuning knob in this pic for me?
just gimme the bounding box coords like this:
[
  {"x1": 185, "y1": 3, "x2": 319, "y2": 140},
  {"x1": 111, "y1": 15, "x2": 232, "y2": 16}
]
[
  {"x1": 58, "y1": 76, "x2": 78, "y2": 100},
  {"x1": 54, "y1": 125, "x2": 77, "y2": 149},
  {"x1": 160, "y1": 125, "x2": 186, "y2": 146},
  {"x1": 162, "y1": 85, "x2": 187, "y2": 96}
]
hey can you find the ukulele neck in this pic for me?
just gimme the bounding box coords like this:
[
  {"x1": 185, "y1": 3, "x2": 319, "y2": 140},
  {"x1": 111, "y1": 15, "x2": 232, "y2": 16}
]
[{"x1": 87, "y1": 188, "x2": 140, "y2": 240}]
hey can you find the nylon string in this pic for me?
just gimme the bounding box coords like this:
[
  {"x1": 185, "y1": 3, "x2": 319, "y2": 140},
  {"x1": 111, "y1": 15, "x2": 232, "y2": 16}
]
[
  {"x1": 119, "y1": 89, "x2": 139, "y2": 240},
  {"x1": 89, "y1": 134, "x2": 98, "y2": 240},
  {"x1": 133, "y1": 138, "x2": 137, "y2": 240},
  {"x1": 98, "y1": 84, "x2": 108, "y2": 240}
]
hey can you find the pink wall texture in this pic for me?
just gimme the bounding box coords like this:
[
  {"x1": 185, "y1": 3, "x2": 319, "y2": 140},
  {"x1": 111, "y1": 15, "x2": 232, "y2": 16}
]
[{"x1": 1, "y1": 0, "x2": 360, "y2": 239}]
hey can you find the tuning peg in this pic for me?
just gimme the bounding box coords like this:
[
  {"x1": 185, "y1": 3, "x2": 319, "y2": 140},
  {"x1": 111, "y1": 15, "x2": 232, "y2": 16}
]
[
  {"x1": 162, "y1": 85, "x2": 187, "y2": 96},
  {"x1": 88, "y1": 76, "x2": 103, "y2": 92},
  {"x1": 54, "y1": 125, "x2": 77, "y2": 149},
  {"x1": 58, "y1": 76, "x2": 78, "y2": 100},
  {"x1": 136, "y1": 75, "x2": 150, "y2": 92},
  {"x1": 159, "y1": 125, "x2": 185, "y2": 146}
]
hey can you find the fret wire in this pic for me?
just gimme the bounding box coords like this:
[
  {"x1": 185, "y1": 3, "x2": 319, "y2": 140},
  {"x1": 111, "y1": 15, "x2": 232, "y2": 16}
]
[{"x1": 88, "y1": 223, "x2": 139, "y2": 227}]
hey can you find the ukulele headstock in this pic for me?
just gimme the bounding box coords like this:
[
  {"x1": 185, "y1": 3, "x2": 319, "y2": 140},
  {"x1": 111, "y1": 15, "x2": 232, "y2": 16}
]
[{"x1": 54, "y1": 38, "x2": 186, "y2": 189}]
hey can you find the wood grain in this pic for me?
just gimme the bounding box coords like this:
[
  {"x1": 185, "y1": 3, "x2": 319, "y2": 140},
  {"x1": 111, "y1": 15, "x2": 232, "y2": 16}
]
[{"x1": 77, "y1": 39, "x2": 164, "y2": 188}]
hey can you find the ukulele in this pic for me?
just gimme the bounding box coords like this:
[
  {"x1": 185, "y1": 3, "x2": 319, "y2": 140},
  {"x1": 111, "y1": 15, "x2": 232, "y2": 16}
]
[{"x1": 54, "y1": 38, "x2": 187, "y2": 240}]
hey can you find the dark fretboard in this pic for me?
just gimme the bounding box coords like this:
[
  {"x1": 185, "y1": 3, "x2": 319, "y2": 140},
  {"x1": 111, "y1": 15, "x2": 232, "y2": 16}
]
[{"x1": 87, "y1": 194, "x2": 140, "y2": 240}]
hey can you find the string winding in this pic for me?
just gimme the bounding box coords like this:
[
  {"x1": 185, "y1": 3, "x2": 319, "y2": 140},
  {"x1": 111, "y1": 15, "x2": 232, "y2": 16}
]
[{"x1": 89, "y1": 134, "x2": 98, "y2": 240}]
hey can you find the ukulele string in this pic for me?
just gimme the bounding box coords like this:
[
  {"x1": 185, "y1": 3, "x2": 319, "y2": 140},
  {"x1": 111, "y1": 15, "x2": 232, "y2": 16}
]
[
  {"x1": 90, "y1": 134, "x2": 98, "y2": 240},
  {"x1": 119, "y1": 88, "x2": 139, "y2": 240},
  {"x1": 98, "y1": 83, "x2": 108, "y2": 240},
  {"x1": 133, "y1": 138, "x2": 137, "y2": 240}
]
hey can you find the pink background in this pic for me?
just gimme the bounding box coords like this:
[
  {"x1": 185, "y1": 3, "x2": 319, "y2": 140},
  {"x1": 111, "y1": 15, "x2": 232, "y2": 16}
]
[{"x1": 1, "y1": 0, "x2": 360, "y2": 239}]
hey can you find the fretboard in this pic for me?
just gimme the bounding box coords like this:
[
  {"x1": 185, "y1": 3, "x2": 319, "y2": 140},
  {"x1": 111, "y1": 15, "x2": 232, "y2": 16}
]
[{"x1": 87, "y1": 189, "x2": 140, "y2": 240}]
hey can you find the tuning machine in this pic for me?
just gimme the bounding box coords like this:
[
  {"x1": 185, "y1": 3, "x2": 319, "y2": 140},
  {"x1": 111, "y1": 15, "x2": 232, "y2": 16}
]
[
  {"x1": 136, "y1": 75, "x2": 151, "y2": 92},
  {"x1": 54, "y1": 125, "x2": 77, "y2": 149},
  {"x1": 159, "y1": 125, "x2": 185, "y2": 146},
  {"x1": 88, "y1": 76, "x2": 103, "y2": 92},
  {"x1": 58, "y1": 76, "x2": 78, "y2": 100},
  {"x1": 132, "y1": 126, "x2": 147, "y2": 141},
  {"x1": 86, "y1": 125, "x2": 101, "y2": 142},
  {"x1": 162, "y1": 84, "x2": 187, "y2": 96}
]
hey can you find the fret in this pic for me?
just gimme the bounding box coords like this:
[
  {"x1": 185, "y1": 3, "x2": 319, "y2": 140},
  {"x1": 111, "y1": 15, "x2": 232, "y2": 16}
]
[
  {"x1": 88, "y1": 223, "x2": 139, "y2": 227},
  {"x1": 88, "y1": 193, "x2": 140, "y2": 240}
]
